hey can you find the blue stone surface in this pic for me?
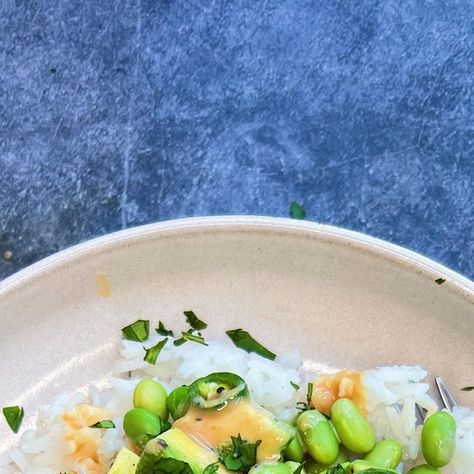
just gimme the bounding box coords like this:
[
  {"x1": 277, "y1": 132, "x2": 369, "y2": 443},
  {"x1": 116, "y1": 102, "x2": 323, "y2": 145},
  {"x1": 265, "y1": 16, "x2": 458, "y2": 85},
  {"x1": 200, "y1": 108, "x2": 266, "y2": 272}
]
[{"x1": 1, "y1": 0, "x2": 473, "y2": 280}]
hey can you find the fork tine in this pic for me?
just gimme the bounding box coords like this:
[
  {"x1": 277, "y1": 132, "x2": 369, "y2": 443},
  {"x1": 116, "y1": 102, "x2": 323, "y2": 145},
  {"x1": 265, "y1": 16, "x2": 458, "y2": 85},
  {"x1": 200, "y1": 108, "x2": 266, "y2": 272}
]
[
  {"x1": 435, "y1": 376, "x2": 458, "y2": 412},
  {"x1": 415, "y1": 402, "x2": 428, "y2": 425}
]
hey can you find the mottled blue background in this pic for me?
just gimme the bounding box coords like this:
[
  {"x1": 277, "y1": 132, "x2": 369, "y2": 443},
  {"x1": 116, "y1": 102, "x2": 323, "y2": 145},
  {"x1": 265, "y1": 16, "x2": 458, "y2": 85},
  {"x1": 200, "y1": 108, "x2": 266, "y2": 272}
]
[{"x1": 1, "y1": 0, "x2": 473, "y2": 280}]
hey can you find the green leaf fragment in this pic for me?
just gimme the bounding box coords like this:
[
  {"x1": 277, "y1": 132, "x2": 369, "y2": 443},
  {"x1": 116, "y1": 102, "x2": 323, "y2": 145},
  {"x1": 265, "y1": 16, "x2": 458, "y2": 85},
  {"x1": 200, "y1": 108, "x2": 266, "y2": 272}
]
[
  {"x1": 174, "y1": 329, "x2": 208, "y2": 346},
  {"x1": 307, "y1": 382, "x2": 313, "y2": 404},
  {"x1": 461, "y1": 386, "x2": 474, "y2": 391},
  {"x1": 435, "y1": 278, "x2": 446, "y2": 285},
  {"x1": 142, "y1": 458, "x2": 193, "y2": 474},
  {"x1": 160, "y1": 420, "x2": 172, "y2": 432},
  {"x1": 122, "y1": 319, "x2": 150, "y2": 342},
  {"x1": 184, "y1": 310, "x2": 208, "y2": 330},
  {"x1": 289, "y1": 201, "x2": 306, "y2": 219},
  {"x1": 144, "y1": 338, "x2": 168, "y2": 364},
  {"x1": 296, "y1": 382, "x2": 314, "y2": 411},
  {"x1": 226, "y1": 329, "x2": 276, "y2": 360},
  {"x1": 293, "y1": 462, "x2": 306, "y2": 474},
  {"x1": 325, "y1": 465, "x2": 345, "y2": 474},
  {"x1": 155, "y1": 321, "x2": 174, "y2": 337},
  {"x1": 290, "y1": 381, "x2": 300, "y2": 390},
  {"x1": 2, "y1": 406, "x2": 24, "y2": 433},
  {"x1": 173, "y1": 337, "x2": 187, "y2": 346},
  {"x1": 202, "y1": 463, "x2": 220, "y2": 474},
  {"x1": 89, "y1": 419, "x2": 115, "y2": 429},
  {"x1": 218, "y1": 434, "x2": 261, "y2": 473}
]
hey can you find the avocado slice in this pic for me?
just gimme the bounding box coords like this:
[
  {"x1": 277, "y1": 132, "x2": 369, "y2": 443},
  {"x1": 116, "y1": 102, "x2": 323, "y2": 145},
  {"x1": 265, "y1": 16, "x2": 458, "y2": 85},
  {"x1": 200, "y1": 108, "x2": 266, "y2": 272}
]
[
  {"x1": 174, "y1": 372, "x2": 294, "y2": 463},
  {"x1": 175, "y1": 400, "x2": 295, "y2": 463},
  {"x1": 108, "y1": 447, "x2": 140, "y2": 474},
  {"x1": 136, "y1": 428, "x2": 229, "y2": 474}
]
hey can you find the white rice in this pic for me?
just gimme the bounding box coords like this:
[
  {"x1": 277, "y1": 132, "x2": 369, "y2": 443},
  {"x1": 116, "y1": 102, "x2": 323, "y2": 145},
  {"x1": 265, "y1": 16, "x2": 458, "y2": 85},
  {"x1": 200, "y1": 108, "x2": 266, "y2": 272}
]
[{"x1": 1, "y1": 335, "x2": 473, "y2": 473}]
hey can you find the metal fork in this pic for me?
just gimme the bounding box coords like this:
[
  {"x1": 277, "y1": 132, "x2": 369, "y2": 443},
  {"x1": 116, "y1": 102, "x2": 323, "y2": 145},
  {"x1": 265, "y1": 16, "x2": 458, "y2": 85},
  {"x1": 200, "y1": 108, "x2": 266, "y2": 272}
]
[{"x1": 415, "y1": 376, "x2": 458, "y2": 424}]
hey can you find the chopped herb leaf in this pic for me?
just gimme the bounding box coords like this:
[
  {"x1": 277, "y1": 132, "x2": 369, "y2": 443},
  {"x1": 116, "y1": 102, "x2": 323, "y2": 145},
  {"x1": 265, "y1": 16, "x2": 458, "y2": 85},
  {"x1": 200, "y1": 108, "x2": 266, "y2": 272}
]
[
  {"x1": 325, "y1": 465, "x2": 348, "y2": 474},
  {"x1": 143, "y1": 458, "x2": 193, "y2": 473},
  {"x1": 156, "y1": 321, "x2": 174, "y2": 337},
  {"x1": 144, "y1": 338, "x2": 168, "y2": 364},
  {"x1": 202, "y1": 463, "x2": 220, "y2": 474},
  {"x1": 226, "y1": 329, "x2": 276, "y2": 360},
  {"x1": 296, "y1": 382, "x2": 314, "y2": 411},
  {"x1": 289, "y1": 201, "x2": 306, "y2": 219},
  {"x1": 218, "y1": 434, "x2": 261, "y2": 473},
  {"x1": 160, "y1": 419, "x2": 172, "y2": 432},
  {"x1": 307, "y1": 382, "x2": 314, "y2": 404},
  {"x1": 461, "y1": 386, "x2": 474, "y2": 391},
  {"x1": 89, "y1": 419, "x2": 115, "y2": 429},
  {"x1": 290, "y1": 381, "x2": 300, "y2": 390},
  {"x1": 2, "y1": 406, "x2": 24, "y2": 433},
  {"x1": 293, "y1": 462, "x2": 306, "y2": 474},
  {"x1": 435, "y1": 278, "x2": 446, "y2": 285},
  {"x1": 174, "y1": 329, "x2": 207, "y2": 346},
  {"x1": 173, "y1": 337, "x2": 187, "y2": 346},
  {"x1": 183, "y1": 331, "x2": 207, "y2": 345},
  {"x1": 122, "y1": 319, "x2": 150, "y2": 342},
  {"x1": 184, "y1": 310, "x2": 208, "y2": 331}
]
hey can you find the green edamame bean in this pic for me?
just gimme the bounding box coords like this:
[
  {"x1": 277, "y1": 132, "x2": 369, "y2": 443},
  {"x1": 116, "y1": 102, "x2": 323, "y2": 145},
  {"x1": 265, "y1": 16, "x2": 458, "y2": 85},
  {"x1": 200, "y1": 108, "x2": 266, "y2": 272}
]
[
  {"x1": 297, "y1": 410, "x2": 339, "y2": 465},
  {"x1": 408, "y1": 465, "x2": 441, "y2": 474},
  {"x1": 248, "y1": 463, "x2": 291, "y2": 474},
  {"x1": 364, "y1": 439, "x2": 402, "y2": 469},
  {"x1": 166, "y1": 385, "x2": 190, "y2": 420},
  {"x1": 133, "y1": 379, "x2": 168, "y2": 421},
  {"x1": 284, "y1": 432, "x2": 305, "y2": 462},
  {"x1": 350, "y1": 459, "x2": 398, "y2": 473},
  {"x1": 123, "y1": 407, "x2": 161, "y2": 448},
  {"x1": 421, "y1": 411, "x2": 456, "y2": 468},
  {"x1": 330, "y1": 398, "x2": 375, "y2": 454}
]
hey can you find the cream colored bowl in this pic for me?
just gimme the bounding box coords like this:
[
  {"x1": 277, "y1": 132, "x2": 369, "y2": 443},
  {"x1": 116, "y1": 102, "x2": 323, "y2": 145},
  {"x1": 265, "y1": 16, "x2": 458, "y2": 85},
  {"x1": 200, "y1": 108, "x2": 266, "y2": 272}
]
[{"x1": 0, "y1": 216, "x2": 473, "y2": 451}]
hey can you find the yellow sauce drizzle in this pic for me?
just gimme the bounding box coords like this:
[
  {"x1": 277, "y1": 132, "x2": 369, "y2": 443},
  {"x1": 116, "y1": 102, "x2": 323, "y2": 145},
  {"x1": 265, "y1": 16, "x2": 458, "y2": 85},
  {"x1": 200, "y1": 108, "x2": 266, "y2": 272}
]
[
  {"x1": 174, "y1": 400, "x2": 291, "y2": 463},
  {"x1": 95, "y1": 271, "x2": 112, "y2": 298},
  {"x1": 311, "y1": 370, "x2": 366, "y2": 415}
]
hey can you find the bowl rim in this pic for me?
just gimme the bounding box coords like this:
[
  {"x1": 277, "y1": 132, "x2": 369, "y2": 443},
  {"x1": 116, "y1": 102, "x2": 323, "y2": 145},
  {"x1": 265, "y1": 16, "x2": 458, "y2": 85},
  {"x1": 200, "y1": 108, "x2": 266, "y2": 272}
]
[{"x1": 1, "y1": 216, "x2": 472, "y2": 300}]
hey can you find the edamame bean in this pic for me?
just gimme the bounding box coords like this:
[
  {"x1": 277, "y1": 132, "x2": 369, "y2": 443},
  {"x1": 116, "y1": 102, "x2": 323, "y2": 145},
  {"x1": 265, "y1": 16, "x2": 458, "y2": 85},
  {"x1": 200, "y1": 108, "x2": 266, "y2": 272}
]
[
  {"x1": 408, "y1": 465, "x2": 441, "y2": 474},
  {"x1": 133, "y1": 379, "x2": 168, "y2": 421},
  {"x1": 284, "y1": 432, "x2": 305, "y2": 462},
  {"x1": 330, "y1": 398, "x2": 375, "y2": 454},
  {"x1": 166, "y1": 385, "x2": 190, "y2": 420},
  {"x1": 421, "y1": 411, "x2": 456, "y2": 468},
  {"x1": 248, "y1": 463, "x2": 291, "y2": 474},
  {"x1": 350, "y1": 459, "x2": 398, "y2": 473},
  {"x1": 297, "y1": 410, "x2": 339, "y2": 465},
  {"x1": 364, "y1": 439, "x2": 402, "y2": 469},
  {"x1": 123, "y1": 407, "x2": 161, "y2": 449}
]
